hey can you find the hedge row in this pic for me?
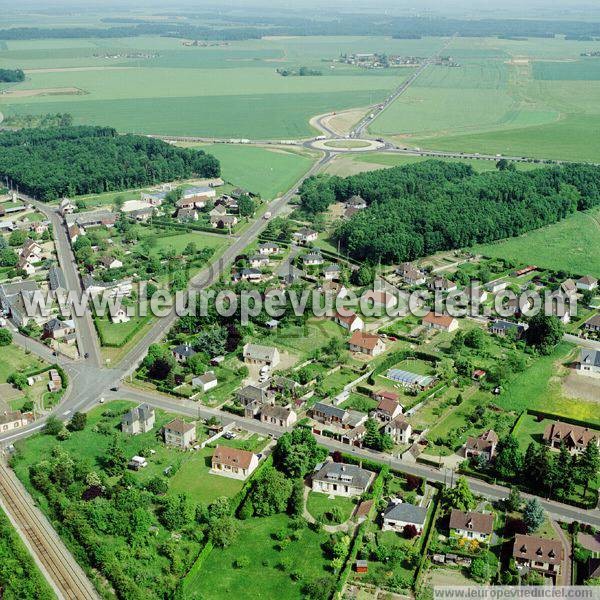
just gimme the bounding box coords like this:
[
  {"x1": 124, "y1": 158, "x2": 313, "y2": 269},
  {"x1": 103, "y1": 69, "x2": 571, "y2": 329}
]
[
  {"x1": 150, "y1": 217, "x2": 231, "y2": 235},
  {"x1": 333, "y1": 466, "x2": 389, "y2": 596},
  {"x1": 181, "y1": 456, "x2": 274, "y2": 598},
  {"x1": 526, "y1": 408, "x2": 600, "y2": 431},
  {"x1": 413, "y1": 493, "x2": 441, "y2": 591},
  {"x1": 94, "y1": 315, "x2": 151, "y2": 348}
]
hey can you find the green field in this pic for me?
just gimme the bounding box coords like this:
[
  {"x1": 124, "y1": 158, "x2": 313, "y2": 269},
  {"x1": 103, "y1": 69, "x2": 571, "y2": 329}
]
[
  {"x1": 191, "y1": 513, "x2": 333, "y2": 599},
  {"x1": 369, "y1": 36, "x2": 600, "y2": 162},
  {"x1": 473, "y1": 207, "x2": 600, "y2": 277},
  {"x1": 324, "y1": 151, "x2": 541, "y2": 177},
  {"x1": 306, "y1": 491, "x2": 356, "y2": 523},
  {"x1": 194, "y1": 144, "x2": 317, "y2": 199},
  {"x1": 0, "y1": 36, "x2": 445, "y2": 138}
]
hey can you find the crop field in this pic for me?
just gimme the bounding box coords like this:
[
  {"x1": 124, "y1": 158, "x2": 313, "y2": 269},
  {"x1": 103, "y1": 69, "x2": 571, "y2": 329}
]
[
  {"x1": 0, "y1": 36, "x2": 445, "y2": 138},
  {"x1": 369, "y1": 36, "x2": 600, "y2": 162},
  {"x1": 190, "y1": 144, "x2": 317, "y2": 199},
  {"x1": 473, "y1": 207, "x2": 600, "y2": 277}
]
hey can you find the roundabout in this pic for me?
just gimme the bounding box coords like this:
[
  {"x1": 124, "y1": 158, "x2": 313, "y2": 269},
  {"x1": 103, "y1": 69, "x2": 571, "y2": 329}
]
[{"x1": 309, "y1": 137, "x2": 386, "y2": 152}]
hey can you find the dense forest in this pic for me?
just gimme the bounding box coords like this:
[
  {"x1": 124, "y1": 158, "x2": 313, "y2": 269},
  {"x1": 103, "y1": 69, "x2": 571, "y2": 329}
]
[
  {"x1": 3, "y1": 14, "x2": 600, "y2": 40},
  {"x1": 0, "y1": 68, "x2": 25, "y2": 82},
  {"x1": 299, "y1": 160, "x2": 600, "y2": 263},
  {"x1": 0, "y1": 126, "x2": 220, "y2": 201}
]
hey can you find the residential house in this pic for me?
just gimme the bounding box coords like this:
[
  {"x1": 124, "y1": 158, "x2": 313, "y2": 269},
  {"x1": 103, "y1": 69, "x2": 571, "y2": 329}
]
[
  {"x1": 324, "y1": 264, "x2": 341, "y2": 280},
  {"x1": 543, "y1": 421, "x2": 600, "y2": 453},
  {"x1": 333, "y1": 310, "x2": 364, "y2": 332},
  {"x1": 311, "y1": 402, "x2": 348, "y2": 427},
  {"x1": 0, "y1": 410, "x2": 32, "y2": 432},
  {"x1": 382, "y1": 501, "x2": 428, "y2": 535},
  {"x1": 577, "y1": 276, "x2": 598, "y2": 292},
  {"x1": 422, "y1": 312, "x2": 459, "y2": 333},
  {"x1": 121, "y1": 404, "x2": 155, "y2": 435},
  {"x1": 346, "y1": 195, "x2": 367, "y2": 210},
  {"x1": 320, "y1": 281, "x2": 348, "y2": 299},
  {"x1": 560, "y1": 279, "x2": 578, "y2": 298},
  {"x1": 489, "y1": 320, "x2": 527, "y2": 339},
  {"x1": 449, "y1": 509, "x2": 494, "y2": 543},
  {"x1": 20, "y1": 239, "x2": 42, "y2": 263},
  {"x1": 59, "y1": 197, "x2": 76, "y2": 216},
  {"x1": 248, "y1": 255, "x2": 270, "y2": 268},
  {"x1": 17, "y1": 256, "x2": 36, "y2": 276},
  {"x1": 276, "y1": 263, "x2": 304, "y2": 285},
  {"x1": 292, "y1": 227, "x2": 318, "y2": 245},
  {"x1": 258, "y1": 242, "x2": 279, "y2": 256},
  {"x1": 583, "y1": 314, "x2": 600, "y2": 334},
  {"x1": 0, "y1": 281, "x2": 42, "y2": 327},
  {"x1": 486, "y1": 280, "x2": 508, "y2": 294},
  {"x1": 578, "y1": 349, "x2": 600, "y2": 377},
  {"x1": 99, "y1": 256, "x2": 123, "y2": 270},
  {"x1": 341, "y1": 425, "x2": 367, "y2": 447},
  {"x1": 163, "y1": 419, "x2": 196, "y2": 448},
  {"x1": 384, "y1": 418, "x2": 412, "y2": 445},
  {"x1": 464, "y1": 429, "x2": 499, "y2": 461},
  {"x1": 373, "y1": 389, "x2": 400, "y2": 404},
  {"x1": 48, "y1": 266, "x2": 67, "y2": 298},
  {"x1": 373, "y1": 395, "x2": 403, "y2": 422},
  {"x1": 65, "y1": 210, "x2": 117, "y2": 230},
  {"x1": 260, "y1": 404, "x2": 297, "y2": 427},
  {"x1": 302, "y1": 252, "x2": 324, "y2": 267},
  {"x1": 43, "y1": 318, "x2": 75, "y2": 340},
  {"x1": 172, "y1": 343, "x2": 197, "y2": 363},
  {"x1": 176, "y1": 207, "x2": 199, "y2": 221},
  {"x1": 429, "y1": 277, "x2": 457, "y2": 293},
  {"x1": 192, "y1": 371, "x2": 218, "y2": 392},
  {"x1": 270, "y1": 376, "x2": 300, "y2": 397},
  {"x1": 512, "y1": 534, "x2": 563, "y2": 578},
  {"x1": 312, "y1": 461, "x2": 374, "y2": 498},
  {"x1": 209, "y1": 204, "x2": 227, "y2": 218},
  {"x1": 233, "y1": 267, "x2": 263, "y2": 283},
  {"x1": 348, "y1": 331, "x2": 385, "y2": 356},
  {"x1": 111, "y1": 308, "x2": 130, "y2": 324},
  {"x1": 403, "y1": 268, "x2": 427, "y2": 286},
  {"x1": 236, "y1": 385, "x2": 269, "y2": 417},
  {"x1": 140, "y1": 191, "x2": 167, "y2": 206},
  {"x1": 211, "y1": 445, "x2": 259, "y2": 480},
  {"x1": 210, "y1": 214, "x2": 238, "y2": 229},
  {"x1": 242, "y1": 343, "x2": 280, "y2": 367}
]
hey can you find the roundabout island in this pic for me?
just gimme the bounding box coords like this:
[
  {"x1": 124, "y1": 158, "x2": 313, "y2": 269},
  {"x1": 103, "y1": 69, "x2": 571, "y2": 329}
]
[{"x1": 309, "y1": 137, "x2": 386, "y2": 152}]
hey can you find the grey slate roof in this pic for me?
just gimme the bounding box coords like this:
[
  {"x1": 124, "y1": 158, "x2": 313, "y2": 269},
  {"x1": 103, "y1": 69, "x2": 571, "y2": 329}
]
[
  {"x1": 237, "y1": 385, "x2": 268, "y2": 404},
  {"x1": 581, "y1": 349, "x2": 600, "y2": 368},
  {"x1": 48, "y1": 266, "x2": 67, "y2": 291},
  {"x1": 122, "y1": 403, "x2": 154, "y2": 426},
  {"x1": 312, "y1": 402, "x2": 347, "y2": 421},
  {"x1": 383, "y1": 502, "x2": 428, "y2": 525},
  {"x1": 313, "y1": 461, "x2": 373, "y2": 490},
  {"x1": 172, "y1": 344, "x2": 196, "y2": 358}
]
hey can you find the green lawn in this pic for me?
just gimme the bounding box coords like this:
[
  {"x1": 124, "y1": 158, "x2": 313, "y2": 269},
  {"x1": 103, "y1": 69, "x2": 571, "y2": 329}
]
[
  {"x1": 340, "y1": 392, "x2": 378, "y2": 413},
  {"x1": 13, "y1": 399, "x2": 272, "y2": 505},
  {"x1": 0, "y1": 343, "x2": 47, "y2": 382},
  {"x1": 306, "y1": 490, "x2": 356, "y2": 523},
  {"x1": 95, "y1": 312, "x2": 152, "y2": 347},
  {"x1": 494, "y1": 342, "x2": 600, "y2": 425},
  {"x1": 473, "y1": 208, "x2": 600, "y2": 278},
  {"x1": 194, "y1": 144, "x2": 317, "y2": 200},
  {"x1": 141, "y1": 230, "x2": 228, "y2": 257},
  {"x1": 191, "y1": 513, "x2": 334, "y2": 599}
]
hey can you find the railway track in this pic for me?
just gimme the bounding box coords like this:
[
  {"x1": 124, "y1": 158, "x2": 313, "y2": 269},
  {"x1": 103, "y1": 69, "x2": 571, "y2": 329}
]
[{"x1": 0, "y1": 463, "x2": 99, "y2": 600}]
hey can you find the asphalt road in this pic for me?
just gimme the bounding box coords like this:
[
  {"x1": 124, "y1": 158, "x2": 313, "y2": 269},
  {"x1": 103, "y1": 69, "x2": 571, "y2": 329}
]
[{"x1": 113, "y1": 386, "x2": 600, "y2": 528}]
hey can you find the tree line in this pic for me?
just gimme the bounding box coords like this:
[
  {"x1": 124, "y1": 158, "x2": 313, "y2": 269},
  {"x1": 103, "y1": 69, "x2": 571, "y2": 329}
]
[
  {"x1": 299, "y1": 160, "x2": 600, "y2": 264},
  {"x1": 4, "y1": 14, "x2": 600, "y2": 40},
  {"x1": 0, "y1": 68, "x2": 25, "y2": 82},
  {"x1": 0, "y1": 126, "x2": 220, "y2": 201}
]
